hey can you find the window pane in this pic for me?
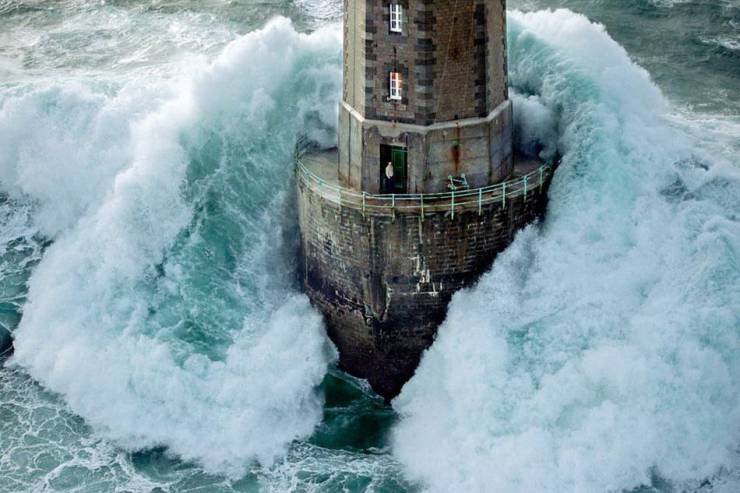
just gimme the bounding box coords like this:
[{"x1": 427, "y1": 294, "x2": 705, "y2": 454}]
[
  {"x1": 390, "y1": 72, "x2": 402, "y2": 100},
  {"x1": 390, "y1": 4, "x2": 402, "y2": 32}
]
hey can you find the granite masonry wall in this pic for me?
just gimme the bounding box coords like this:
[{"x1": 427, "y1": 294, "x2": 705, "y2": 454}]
[
  {"x1": 297, "y1": 169, "x2": 551, "y2": 399},
  {"x1": 338, "y1": 0, "x2": 512, "y2": 196},
  {"x1": 348, "y1": 0, "x2": 508, "y2": 123},
  {"x1": 338, "y1": 101, "x2": 513, "y2": 194},
  {"x1": 323, "y1": 0, "x2": 522, "y2": 399}
]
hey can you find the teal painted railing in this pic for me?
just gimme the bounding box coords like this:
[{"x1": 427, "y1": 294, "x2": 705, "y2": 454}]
[{"x1": 296, "y1": 158, "x2": 554, "y2": 218}]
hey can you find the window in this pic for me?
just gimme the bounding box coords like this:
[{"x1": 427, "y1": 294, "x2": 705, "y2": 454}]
[
  {"x1": 389, "y1": 71, "x2": 402, "y2": 100},
  {"x1": 390, "y1": 4, "x2": 402, "y2": 33}
]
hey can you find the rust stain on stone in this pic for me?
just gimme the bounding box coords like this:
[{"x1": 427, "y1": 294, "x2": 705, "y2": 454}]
[{"x1": 451, "y1": 126, "x2": 462, "y2": 175}]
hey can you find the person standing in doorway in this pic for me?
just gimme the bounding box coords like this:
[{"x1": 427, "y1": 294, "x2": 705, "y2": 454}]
[{"x1": 384, "y1": 161, "x2": 395, "y2": 193}]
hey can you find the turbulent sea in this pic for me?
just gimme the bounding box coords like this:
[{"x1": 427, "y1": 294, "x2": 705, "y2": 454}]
[{"x1": 0, "y1": 0, "x2": 738, "y2": 492}]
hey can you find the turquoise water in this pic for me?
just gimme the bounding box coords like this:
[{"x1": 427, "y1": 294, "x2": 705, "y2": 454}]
[{"x1": 0, "y1": 1, "x2": 738, "y2": 492}]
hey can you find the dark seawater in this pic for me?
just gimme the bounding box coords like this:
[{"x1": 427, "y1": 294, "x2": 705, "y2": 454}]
[{"x1": 0, "y1": 1, "x2": 738, "y2": 492}]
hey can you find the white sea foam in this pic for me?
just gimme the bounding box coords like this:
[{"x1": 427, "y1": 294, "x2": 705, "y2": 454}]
[
  {"x1": 295, "y1": 0, "x2": 343, "y2": 22},
  {"x1": 392, "y1": 9, "x2": 740, "y2": 493},
  {"x1": 0, "y1": 1, "x2": 236, "y2": 79},
  {"x1": 6, "y1": 18, "x2": 342, "y2": 476},
  {"x1": 510, "y1": 91, "x2": 558, "y2": 161}
]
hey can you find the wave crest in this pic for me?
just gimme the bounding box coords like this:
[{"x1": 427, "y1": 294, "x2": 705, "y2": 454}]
[{"x1": 392, "y1": 9, "x2": 740, "y2": 493}]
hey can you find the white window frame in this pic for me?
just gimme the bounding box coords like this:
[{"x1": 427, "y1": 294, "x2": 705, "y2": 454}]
[
  {"x1": 389, "y1": 71, "x2": 402, "y2": 100},
  {"x1": 390, "y1": 4, "x2": 403, "y2": 33}
]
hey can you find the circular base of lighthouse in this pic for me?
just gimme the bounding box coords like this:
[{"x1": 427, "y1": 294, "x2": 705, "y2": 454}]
[{"x1": 296, "y1": 149, "x2": 553, "y2": 400}]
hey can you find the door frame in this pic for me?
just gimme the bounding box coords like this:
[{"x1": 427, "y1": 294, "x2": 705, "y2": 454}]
[{"x1": 379, "y1": 144, "x2": 408, "y2": 194}]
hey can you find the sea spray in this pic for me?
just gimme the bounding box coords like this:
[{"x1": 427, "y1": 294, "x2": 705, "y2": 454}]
[
  {"x1": 392, "y1": 9, "x2": 740, "y2": 493},
  {"x1": 6, "y1": 19, "x2": 342, "y2": 476},
  {"x1": 510, "y1": 91, "x2": 558, "y2": 161}
]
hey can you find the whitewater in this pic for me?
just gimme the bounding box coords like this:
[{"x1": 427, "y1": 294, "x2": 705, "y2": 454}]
[{"x1": 1, "y1": 1, "x2": 738, "y2": 492}]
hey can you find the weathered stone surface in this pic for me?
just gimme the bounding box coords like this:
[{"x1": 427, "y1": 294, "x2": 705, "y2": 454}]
[
  {"x1": 338, "y1": 0, "x2": 513, "y2": 195},
  {"x1": 348, "y1": 0, "x2": 508, "y2": 124},
  {"x1": 297, "y1": 154, "x2": 552, "y2": 399},
  {"x1": 339, "y1": 101, "x2": 513, "y2": 193}
]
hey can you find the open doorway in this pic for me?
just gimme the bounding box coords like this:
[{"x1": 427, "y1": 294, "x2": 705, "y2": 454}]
[{"x1": 379, "y1": 144, "x2": 407, "y2": 194}]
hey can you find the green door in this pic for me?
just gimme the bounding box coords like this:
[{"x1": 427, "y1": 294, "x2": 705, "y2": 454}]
[{"x1": 391, "y1": 147, "x2": 407, "y2": 193}]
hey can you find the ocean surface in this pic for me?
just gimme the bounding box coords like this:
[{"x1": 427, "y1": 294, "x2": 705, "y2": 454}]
[{"x1": 0, "y1": 1, "x2": 738, "y2": 492}]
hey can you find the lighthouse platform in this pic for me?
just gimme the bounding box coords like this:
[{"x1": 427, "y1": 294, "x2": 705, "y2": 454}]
[{"x1": 296, "y1": 148, "x2": 554, "y2": 400}]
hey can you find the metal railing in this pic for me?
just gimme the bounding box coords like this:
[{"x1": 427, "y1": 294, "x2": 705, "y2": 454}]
[{"x1": 296, "y1": 156, "x2": 554, "y2": 218}]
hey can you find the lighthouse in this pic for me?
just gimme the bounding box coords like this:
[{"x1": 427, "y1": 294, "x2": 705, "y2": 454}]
[{"x1": 297, "y1": 0, "x2": 553, "y2": 400}]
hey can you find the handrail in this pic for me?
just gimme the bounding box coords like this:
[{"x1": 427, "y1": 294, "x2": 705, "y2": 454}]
[{"x1": 296, "y1": 157, "x2": 554, "y2": 216}]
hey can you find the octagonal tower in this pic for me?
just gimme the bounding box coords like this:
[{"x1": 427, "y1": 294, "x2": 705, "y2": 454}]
[{"x1": 339, "y1": 0, "x2": 513, "y2": 194}]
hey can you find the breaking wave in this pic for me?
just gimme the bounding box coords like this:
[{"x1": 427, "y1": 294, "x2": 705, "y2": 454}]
[
  {"x1": 392, "y1": 9, "x2": 740, "y2": 493},
  {"x1": 3, "y1": 18, "x2": 341, "y2": 477}
]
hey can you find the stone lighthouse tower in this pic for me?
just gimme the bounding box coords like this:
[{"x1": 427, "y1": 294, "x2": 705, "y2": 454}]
[{"x1": 297, "y1": 0, "x2": 553, "y2": 400}]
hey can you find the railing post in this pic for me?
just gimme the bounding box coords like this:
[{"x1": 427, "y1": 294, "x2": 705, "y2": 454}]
[
  {"x1": 392, "y1": 194, "x2": 396, "y2": 221},
  {"x1": 451, "y1": 189, "x2": 455, "y2": 220},
  {"x1": 523, "y1": 175, "x2": 528, "y2": 197},
  {"x1": 502, "y1": 182, "x2": 506, "y2": 208},
  {"x1": 539, "y1": 166, "x2": 544, "y2": 192},
  {"x1": 478, "y1": 188, "x2": 482, "y2": 215},
  {"x1": 420, "y1": 194, "x2": 425, "y2": 221},
  {"x1": 362, "y1": 192, "x2": 366, "y2": 218}
]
